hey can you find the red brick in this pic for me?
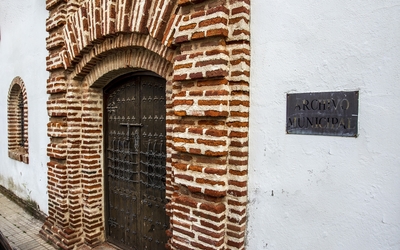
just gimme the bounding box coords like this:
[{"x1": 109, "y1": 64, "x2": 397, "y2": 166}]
[
  {"x1": 173, "y1": 194, "x2": 199, "y2": 208},
  {"x1": 175, "y1": 35, "x2": 189, "y2": 43},
  {"x1": 204, "y1": 189, "x2": 226, "y2": 197},
  {"x1": 227, "y1": 239, "x2": 245, "y2": 249},
  {"x1": 197, "y1": 79, "x2": 228, "y2": 87},
  {"x1": 174, "y1": 227, "x2": 195, "y2": 238},
  {"x1": 179, "y1": 23, "x2": 197, "y2": 31},
  {"x1": 174, "y1": 63, "x2": 193, "y2": 70},
  {"x1": 196, "y1": 59, "x2": 228, "y2": 68},
  {"x1": 173, "y1": 99, "x2": 194, "y2": 106},
  {"x1": 199, "y1": 17, "x2": 228, "y2": 28},
  {"x1": 204, "y1": 167, "x2": 227, "y2": 175},
  {"x1": 198, "y1": 234, "x2": 224, "y2": 247},
  {"x1": 187, "y1": 185, "x2": 202, "y2": 193},
  {"x1": 196, "y1": 178, "x2": 225, "y2": 186},
  {"x1": 172, "y1": 162, "x2": 188, "y2": 171},
  {"x1": 206, "y1": 28, "x2": 228, "y2": 37},
  {"x1": 232, "y1": 6, "x2": 250, "y2": 15},
  {"x1": 189, "y1": 72, "x2": 203, "y2": 79},
  {"x1": 175, "y1": 174, "x2": 194, "y2": 182},
  {"x1": 174, "y1": 137, "x2": 195, "y2": 143},
  {"x1": 192, "y1": 31, "x2": 205, "y2": 40},
  {"x1": 204, "y1": 110, "x2": 229, "y2": 117},
  {"x1": 206, "y1": 69, "x2": 228, "y2": 78},
  {"x1": 193, "y1": 211, "x2": 225, "y2": 222},
  {"x1": 199, "y1": 100, "x2": 228, "y2": 106},
  {"x1": 188, "y1": 127, "x2": 204, "y2": 134},
  {"x1": 200, "y1": 219, "x2": 225, "y2": 231},
  {"x1": 192, "y1": 225, "x2": 224, "y2": 239}
]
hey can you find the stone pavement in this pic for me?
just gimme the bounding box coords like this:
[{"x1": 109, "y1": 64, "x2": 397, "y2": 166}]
[{"x1": 0, "y1": 192, "x2": 55, "y2": 250}]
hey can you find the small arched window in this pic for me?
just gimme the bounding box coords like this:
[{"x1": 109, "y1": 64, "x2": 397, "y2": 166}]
[{"x1": 8, "y1": 77, "x2": 29, "y2": 164}]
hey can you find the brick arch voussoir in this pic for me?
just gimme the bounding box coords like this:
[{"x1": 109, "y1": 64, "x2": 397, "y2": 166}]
[
  {"x1": 70, "y1": 33, "x2": 175, "y2": 85},
  {"x1": 82, "y1": 46, "x2": 173, "y2": 89},
  {"x1": 63, "y1": 0, "x2": 179, "y2": 68},
  {"x1": 8, "y1": 76, "x2": 28, "y2": 105}
]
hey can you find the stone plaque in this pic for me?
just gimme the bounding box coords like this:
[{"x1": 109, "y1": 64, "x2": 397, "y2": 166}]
[{"x1": 286, "y1": 91, "x2": 359, "y2": 137}]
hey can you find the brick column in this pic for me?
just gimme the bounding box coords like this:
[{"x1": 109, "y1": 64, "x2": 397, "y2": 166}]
[
  {"x1": 166, "y1": 0, "x2": 250, "y2": 249},
  {"x1": 80, "y1": 87, "x2": 104, "y2": 245},
  {"x1": 41, "y1": 0, "x2": 83, "y2": 248}
]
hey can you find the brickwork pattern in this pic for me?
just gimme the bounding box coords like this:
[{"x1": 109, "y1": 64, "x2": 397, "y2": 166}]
[
  {"x1": 41, "y1": 0, "x2": 250, "y2": 249},
  {"x1": 7, "y1": 76, "x2": 29, "y2": 164}
]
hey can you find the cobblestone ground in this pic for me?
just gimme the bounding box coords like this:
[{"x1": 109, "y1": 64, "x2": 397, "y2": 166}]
[{"x1": 0, "y1": 193, "x2": 55, "y2": 250}]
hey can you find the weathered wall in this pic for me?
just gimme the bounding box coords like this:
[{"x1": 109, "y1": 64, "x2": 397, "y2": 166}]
[
  {"x1": 0, "y1": 1, "x2": 49, "y2": 214},
  {"x1": 248, "y1": 1, "x2": 400, "y2": 249},
  {"x1": 41, "y1": 0, "x2": 250, "y2": 249}
]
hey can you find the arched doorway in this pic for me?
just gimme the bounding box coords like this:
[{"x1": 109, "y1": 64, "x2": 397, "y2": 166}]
[
  {"x1": 42, "y1": 0, "x2": 250, "y2": 248},
  {"x1": 104, "y1": 73, "x2": 168, "y2": 249}
]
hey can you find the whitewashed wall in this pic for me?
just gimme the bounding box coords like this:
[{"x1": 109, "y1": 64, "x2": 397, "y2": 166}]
[
  {"x1": 0, "y1": 0, "x2": 49, "y2": 214},
  {"x1": 248, "y1": 1, "x2": 400, "y2": 249}
]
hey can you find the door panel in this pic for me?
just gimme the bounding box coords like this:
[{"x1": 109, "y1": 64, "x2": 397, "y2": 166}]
[
  {"x1": 104, "y1": 75, "x2": 168, "y2": 249},
  {"x1": 139, "y1": 76, "x2": 168, "y2": 248}
]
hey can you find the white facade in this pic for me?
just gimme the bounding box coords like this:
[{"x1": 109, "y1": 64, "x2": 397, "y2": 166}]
[
  {"x1": 248, "y1": 1, "x2": 400, "y2": 249},
  {"x1": 0, "y1": 0, "x2": 49, "y2": 213},
  {"x1": 1, "y1": 0, "x2": 400, "y2": 248}
]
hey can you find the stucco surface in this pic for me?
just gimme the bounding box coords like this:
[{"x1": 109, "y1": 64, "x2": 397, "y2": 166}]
[
  {"x1": 248, "y1": 1, "x2": 400, "y2": 249},
  {"x1": 0, "y1": 0, "x2": 49, "y2": 214}
]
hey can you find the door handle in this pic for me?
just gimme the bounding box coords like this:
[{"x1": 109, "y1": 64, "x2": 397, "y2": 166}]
[{"x1": 120, "y1": 123, "x2": 143, "y2": 127}]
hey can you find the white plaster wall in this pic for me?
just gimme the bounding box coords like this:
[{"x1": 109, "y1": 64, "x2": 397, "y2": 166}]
[
  {"x1": 248, "y1": 1, "x2": 400, "y2": 249},
  {"x1": 0, "y1": 0, "x2": 49, "y2": 214}
]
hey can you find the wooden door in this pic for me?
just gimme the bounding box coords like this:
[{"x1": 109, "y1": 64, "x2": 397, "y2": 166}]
[{"x1": 104, "y1": 74, "x2": 168, "y2": 249}]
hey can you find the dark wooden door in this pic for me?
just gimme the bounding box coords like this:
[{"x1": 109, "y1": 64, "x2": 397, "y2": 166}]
[{"x1": 104, "y1": 74, "x2": 168, "y2": 249}]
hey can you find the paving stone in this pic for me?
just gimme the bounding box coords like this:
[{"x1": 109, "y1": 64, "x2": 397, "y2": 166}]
[{"x1": 0, "y1": 193, "x2": 56, "y2": 250}]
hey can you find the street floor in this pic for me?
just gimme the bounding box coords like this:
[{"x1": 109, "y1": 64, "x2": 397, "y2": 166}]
[{"x1": 0, "y1": 192, "x2": 55, "y2": 250}]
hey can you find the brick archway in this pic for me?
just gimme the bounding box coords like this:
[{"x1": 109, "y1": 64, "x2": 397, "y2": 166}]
[{"x1": 41, "y1": 0, "x2": 250, "y2": 249}]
